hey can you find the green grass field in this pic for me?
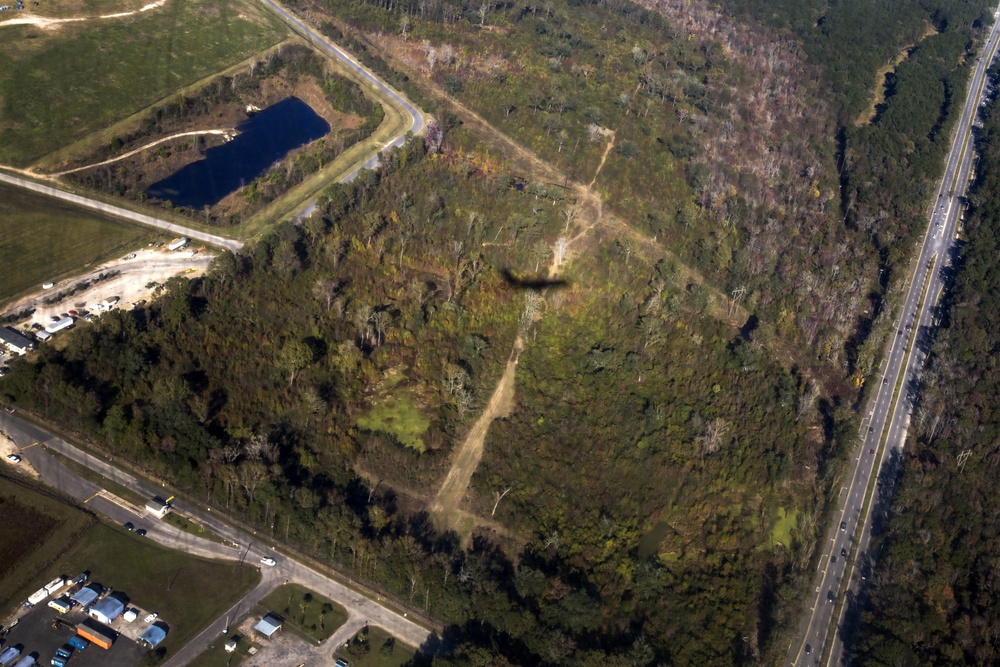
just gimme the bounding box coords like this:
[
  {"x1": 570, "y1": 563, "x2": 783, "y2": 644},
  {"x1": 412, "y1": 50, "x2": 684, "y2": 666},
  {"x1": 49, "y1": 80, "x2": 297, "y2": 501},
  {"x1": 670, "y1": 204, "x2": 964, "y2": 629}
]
[
  {"x1": 258, "y1": 583, "x2": 348, "y2": 643},
  {"x1": 0, "y1": 0, "x2": 288, "y2": 166},
  {"x1": 187, "y1": 630, "x2": 255, "y2": 667},
  {"x1": 0, "y1": 474, "x2": 95, "y2": 613},
  {"x1": 0, "y1": 183, "x2": 150, "y2": 306},
  {"x1": 357, "y1": 391, "x2": 430, "y2": 453},
  {"x1": 46, "y1": 522, "x2": 259, "y2": 656},
  {"x1": 335, "y1": 626, "x2": 416, "y2": 667}
]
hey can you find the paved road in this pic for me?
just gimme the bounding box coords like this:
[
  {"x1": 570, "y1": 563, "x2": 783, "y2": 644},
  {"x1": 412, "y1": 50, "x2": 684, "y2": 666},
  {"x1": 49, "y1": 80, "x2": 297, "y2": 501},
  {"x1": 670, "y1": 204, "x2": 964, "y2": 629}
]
[
  {"x1": 787, "y1": 8, "x2": 1000, "y2": 666},
  {"x1": 0, "y1": 171, "x2": 244, "y2": 253},
  {"x1": 256, "y1": 0, "x2": 425, "y2": 184},
  {"x1": 0, "y1": 411, "x2": 439, "y2": 666}
]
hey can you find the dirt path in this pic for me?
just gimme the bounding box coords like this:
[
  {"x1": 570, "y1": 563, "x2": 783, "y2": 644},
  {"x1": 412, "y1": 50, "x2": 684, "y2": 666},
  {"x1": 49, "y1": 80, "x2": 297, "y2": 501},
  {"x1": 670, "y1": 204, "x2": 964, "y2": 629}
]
[
  {"x1": 588, "y1": 130, "x2": 615, "y2": 189},
  {"x1": 0, "y1": 0, "x2": 167, "y2": 28},
  {"x1": 429, "y1": 337, "x2": 522, "y2": 534},
  {"x1": 52, "y1": 129, "x2": 236, "y2": 176},
  {"x1": 0, "y1": 431, "x2": 38, "y2": 479}
]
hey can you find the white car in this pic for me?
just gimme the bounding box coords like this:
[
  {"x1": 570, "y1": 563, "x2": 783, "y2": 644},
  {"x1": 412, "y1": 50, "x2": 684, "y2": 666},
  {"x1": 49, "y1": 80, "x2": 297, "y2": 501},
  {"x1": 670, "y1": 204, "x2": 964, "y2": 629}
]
[
  {"x1": 144, "y1": 612, "x2": 158, "y2": 623},
  {"x1": 5, "y1": 454, "x2": 20, "y2": 463},
  {"x1": 259, "y1": 557, "x2": 277, "y2": 567}
]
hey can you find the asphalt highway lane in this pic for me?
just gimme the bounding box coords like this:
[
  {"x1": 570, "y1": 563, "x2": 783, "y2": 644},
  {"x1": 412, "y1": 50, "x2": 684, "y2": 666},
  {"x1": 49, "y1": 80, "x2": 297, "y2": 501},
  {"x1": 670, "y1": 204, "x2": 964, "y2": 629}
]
[{"x1": 787, "y1": 8, "x2": 1000, "y2": 665}]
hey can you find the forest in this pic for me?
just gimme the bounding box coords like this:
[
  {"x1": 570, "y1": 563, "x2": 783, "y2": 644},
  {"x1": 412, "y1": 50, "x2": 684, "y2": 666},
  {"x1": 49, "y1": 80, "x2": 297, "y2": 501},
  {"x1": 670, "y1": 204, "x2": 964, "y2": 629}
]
[
  {"x1": 0, "y1": 121, "x2": 843, "y2": 665},
  {"x1": 849, "y1": 73, "x2": 1000, "y2": 665}
]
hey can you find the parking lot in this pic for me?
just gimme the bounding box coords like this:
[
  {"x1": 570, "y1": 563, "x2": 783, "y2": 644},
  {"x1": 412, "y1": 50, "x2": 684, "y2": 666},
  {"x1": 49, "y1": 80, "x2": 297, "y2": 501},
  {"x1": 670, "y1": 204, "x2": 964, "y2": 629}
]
[{"x1": 2, "y1": 605, "x2": 144, "y2": 667}]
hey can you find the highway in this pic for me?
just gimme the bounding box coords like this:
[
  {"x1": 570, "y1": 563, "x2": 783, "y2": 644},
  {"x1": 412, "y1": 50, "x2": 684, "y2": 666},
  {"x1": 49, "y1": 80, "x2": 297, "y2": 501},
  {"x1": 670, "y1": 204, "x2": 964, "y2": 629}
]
[
  {"x1": 0, "y1": 410, "x2": 440, "y2": 665},
  {"x1": 787, "y1": 8, "x2": 1000, "y2": 666}
]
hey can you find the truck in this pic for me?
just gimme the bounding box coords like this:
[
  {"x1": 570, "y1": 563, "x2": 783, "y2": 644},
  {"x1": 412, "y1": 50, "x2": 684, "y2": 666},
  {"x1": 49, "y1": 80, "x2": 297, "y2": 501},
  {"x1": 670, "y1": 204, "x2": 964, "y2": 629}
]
[
  {"x1": 67, "y1": 637, "x2": 88, "y2": 651},
  {"x1": 0, "y1": 646, "x2": 21, "y2": 667},
  {"x1": 12, "y1": 656, "x2": 35, "y2": 667},
  {"x1": 167, "y1": 237, "x2": 189, "y2": 251},
  {"x1": 54, "y1": 648, "x2": 72, "y2": 660}
]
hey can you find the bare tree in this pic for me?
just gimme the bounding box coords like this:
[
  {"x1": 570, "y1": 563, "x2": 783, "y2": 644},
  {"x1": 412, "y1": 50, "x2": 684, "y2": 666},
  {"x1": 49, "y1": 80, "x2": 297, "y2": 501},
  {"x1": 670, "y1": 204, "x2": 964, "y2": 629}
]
[
  {"x1": 491, "y1": 487, "x2": 512, "y2": 517},
  {"x1": 238, "y1": 460, "x2": 267, "y2": 504},
  {"x1": 553, "y1": 237, "x2": 569, "y2": 267}
]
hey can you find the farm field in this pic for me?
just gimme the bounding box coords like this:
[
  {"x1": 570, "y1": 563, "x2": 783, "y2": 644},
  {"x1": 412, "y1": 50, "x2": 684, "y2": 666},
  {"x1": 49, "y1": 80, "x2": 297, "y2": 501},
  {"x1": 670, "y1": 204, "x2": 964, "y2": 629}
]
[
  {"x1": 0, "y1": 0, "x2": 288, "y2": 166},
  {"x1": 0, "y1": 474, "x2": 95, "y2": 614},
  {"x1": 0, "y1": 183, "x2": 150, "y2": 307}
]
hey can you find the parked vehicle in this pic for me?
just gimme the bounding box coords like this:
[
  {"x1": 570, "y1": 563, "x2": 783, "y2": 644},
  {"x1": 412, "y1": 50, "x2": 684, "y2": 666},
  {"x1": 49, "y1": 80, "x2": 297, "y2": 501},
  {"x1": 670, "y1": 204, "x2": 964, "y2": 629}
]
[{"x1": 68, "y1": 637, "x2": 89, "y2": 651}]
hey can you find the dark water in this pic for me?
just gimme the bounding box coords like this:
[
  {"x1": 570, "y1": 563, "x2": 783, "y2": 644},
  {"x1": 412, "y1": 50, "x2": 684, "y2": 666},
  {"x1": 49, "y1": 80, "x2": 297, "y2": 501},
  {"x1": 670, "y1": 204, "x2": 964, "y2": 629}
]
[{"x1": 146, "y1": 97, "x2": 330, "y2": 209}]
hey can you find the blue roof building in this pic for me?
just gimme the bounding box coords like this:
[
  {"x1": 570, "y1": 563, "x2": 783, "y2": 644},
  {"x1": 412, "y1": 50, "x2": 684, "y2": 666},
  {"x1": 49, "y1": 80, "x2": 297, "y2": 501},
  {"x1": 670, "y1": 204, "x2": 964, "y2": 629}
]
[
  {"x1": 139, "y1": 623, "x2": 168, "y2": 648},
  {"x1": 89, "y1": 596, "x2": 125, "y2": 624},
  {"x1": 71, "y1": 584, "x2": 102, "y2": 607}
]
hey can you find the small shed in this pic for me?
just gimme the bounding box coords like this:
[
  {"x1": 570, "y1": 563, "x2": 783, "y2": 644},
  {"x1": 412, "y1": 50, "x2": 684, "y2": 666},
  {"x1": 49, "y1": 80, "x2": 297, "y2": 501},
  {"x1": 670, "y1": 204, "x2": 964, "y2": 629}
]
[
  {"x1": 71, "y1": 583, "x2": 103, "y2": 608},
  {"x1": 34, "y1": 330, "x2": 51, "y2": 342},
  {"x1": 139, "y1": 623, "x2": 168, "y2": 649},
  {"x1": 48, "y1": 597, "x2": 71, "y2": 613},
  {"x1": 90, "y1": 595, "x2": 125, "y2": 624},
  {"x1": 224, "y1": 636, "x2": 240, "y2": 653},
  {"x1": 254, "y1": 613, "x2": 283, "y2": 638},
  {"x1": 145, "y1": 497, "x2": 170, "y2": 518}
]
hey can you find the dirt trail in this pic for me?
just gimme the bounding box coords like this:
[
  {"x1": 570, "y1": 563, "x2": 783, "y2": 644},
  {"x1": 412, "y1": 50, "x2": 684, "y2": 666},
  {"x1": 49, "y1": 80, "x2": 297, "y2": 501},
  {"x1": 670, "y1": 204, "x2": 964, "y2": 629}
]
[
  {"x1": 0, "y1": 0, "x2": 167, "y2": 28},
  {"x1": 588, "y1": 130, "x2": 615, "y2": 189},
  {"x1": 52, "y1": 129, "x2": 236, "y2": 176},
  {"x1": 430, "y1": 337, "x2": 522, "y2": 534}
]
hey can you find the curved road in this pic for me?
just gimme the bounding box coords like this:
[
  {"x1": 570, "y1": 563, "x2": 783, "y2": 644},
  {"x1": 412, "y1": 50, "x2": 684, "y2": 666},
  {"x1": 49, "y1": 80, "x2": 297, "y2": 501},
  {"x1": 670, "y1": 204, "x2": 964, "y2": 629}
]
[
  {"x1": 0, "y1": 410, "x2": 440, "y2": 666},
  {"x1": 787, "y1": 7, "x2": 1000, "y2": 665}
]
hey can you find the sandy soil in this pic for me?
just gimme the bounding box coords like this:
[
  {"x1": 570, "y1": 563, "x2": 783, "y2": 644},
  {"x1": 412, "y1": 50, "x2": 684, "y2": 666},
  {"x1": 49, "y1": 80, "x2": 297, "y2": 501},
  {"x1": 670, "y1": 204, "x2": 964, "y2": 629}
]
[
  {"x1": 0, "y1": 430, "x2": 39, "y2": 478},
  {"x1": 2, "y1": 246, "x2": 214, "y2": 329},
  {"x1": 0, "y1": 0, "x2": 167, "y2": 29}
]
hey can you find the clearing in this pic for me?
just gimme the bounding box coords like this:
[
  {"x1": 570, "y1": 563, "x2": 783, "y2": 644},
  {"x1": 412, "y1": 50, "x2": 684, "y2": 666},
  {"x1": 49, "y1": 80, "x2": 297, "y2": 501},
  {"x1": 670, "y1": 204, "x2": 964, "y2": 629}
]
[
  {"x1": 334, "y1": 626, "x2": 415, "y2": 667},
  {"x1": 2, "y1": 246, "x2": 214, "y2": 327},
  {"x1": 0, "y1": 183, "x2": 151, "y2": 307},
  {"x1": 429, "y1": 337, "x2": 521, "y2": 535},
  {"x1": 855, "y1": 21, "x2": 940, "y2": 126},
  {"x1": 0, "y1": 0, "x2": 288, "y2": 166}
]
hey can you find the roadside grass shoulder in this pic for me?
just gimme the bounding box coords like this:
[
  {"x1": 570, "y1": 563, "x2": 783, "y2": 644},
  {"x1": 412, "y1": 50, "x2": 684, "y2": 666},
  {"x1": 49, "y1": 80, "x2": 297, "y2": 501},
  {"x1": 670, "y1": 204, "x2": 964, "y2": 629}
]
[
  {"x1": 258, "y1": 583, "x2": 348, "y2": 644},
  {"x1": 0, "y1": 474, "x2": 95, "y2": 614},
  {"x1": 0, "y1": 0, "x2": 288, "y2": 167},
  {"x1": 162, "y1": 511, "x2": 227, "y2": 545},
  {"x1": 335, "y1": 626, "x2": 416, "y2": 667},
  {"x1": 0, "y1": 183, "x2": 150, "y2": 308}
]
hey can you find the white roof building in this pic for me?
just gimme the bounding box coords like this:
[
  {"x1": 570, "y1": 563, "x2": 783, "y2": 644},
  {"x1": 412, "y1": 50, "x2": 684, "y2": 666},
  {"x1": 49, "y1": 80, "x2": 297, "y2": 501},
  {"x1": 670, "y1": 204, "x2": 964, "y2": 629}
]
[{"x1": 44, "y1": 317, "x2": 74, "y2": 334}]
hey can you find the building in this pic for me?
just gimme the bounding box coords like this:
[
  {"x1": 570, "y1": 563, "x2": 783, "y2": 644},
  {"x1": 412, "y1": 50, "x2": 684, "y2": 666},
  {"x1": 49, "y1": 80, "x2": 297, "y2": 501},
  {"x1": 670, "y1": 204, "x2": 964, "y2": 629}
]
[
  {"x1": 47, "y1": 598, "x2": 71, "y2": 613},
  {"x1": 145, "y1": 497, "x2": 170, "y2": 518},
  {"x1": 139, "y1": 623, "x2": 168, "y2": 649},
  {"x1": 123, "y1": 608, "x2": 138, "y2": 622},
  {"x1": 254, "y1": 613, "x2": 283, "y2": 638},
  {"x1": 0, "y1": 327, "x2": 33, "y2": 355},
  {"x1": 70, "y1": 583, "x2": 103, "y2": 608},
  {"x1": 34, "y1": 330, "x2": 51, "y2": 342},
  {"x1": 89, "y1": 595, "x2": 125, "y2": 624},
  {"x1": 44, "y1": 317, "x2": 74, "y2": 334},
  {"x1": 77, "y1": 618, "x2": 116, "y2": 650},
  {"x1": 224, "y1": 636, "x2": 240, "y2": 653}
]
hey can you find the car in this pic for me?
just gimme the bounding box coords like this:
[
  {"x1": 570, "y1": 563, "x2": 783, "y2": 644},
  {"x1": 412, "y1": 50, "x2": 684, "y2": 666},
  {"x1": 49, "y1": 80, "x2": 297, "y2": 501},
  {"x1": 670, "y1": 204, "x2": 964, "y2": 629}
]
[
  {"x1": 42, "y1": 282, "x2": 54, "y2": 289},
  {"x1": 883, "y1": 378, "x2": 888, "y2": 385},
  {"x1": 50, "y1": 316, "x2": 60, "y2": 322},
  {"x1": 260, "y1": 557, "x2": 277, "y2": 567},
  {"x1": 827, "y1": 590, "x2": 835, "y2": 603},
  {"x1": 136, "y1": 528, "x2": 147, "y2": 537},
  {"x1": 144, "y1": 612, "x2": 158, "y2": 623},
  {"x1": 6, "y1": 454, "x2": 21, "y2": 463},
  {"x1": 869, "y1": 448, "x2": 875, "y2": 456},
  {"x1": 335, "y1": 659, "x2": 350, "y2": 667},
  {"x1": 123, "y1": 521, "x2": 134, "y2": 531},
  {"x1": 841, "y1": 547, "x2": 847, "y2": 558},
  {"x1": 830, "y1": 555, "x2": 836, "y2": 564},
  {"x1": 868, "y1": 426, "x2": 874, "y2": 434},
  {"x1": 840, "y1": 521, "x2": 847, "y2": 532},
  {"x1": 804, "y1": 644, "x2": 812, "y2": 655}
]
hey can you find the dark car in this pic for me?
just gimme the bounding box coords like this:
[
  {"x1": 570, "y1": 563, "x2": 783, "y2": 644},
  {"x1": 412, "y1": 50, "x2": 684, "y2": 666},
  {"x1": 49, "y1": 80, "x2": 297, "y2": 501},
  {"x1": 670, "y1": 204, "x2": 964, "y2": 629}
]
[
  {"x1": 136, "y1": 528, "x2": 147, "y2": 537},
  {"x1": 805, "y1": 644, "x2": 812, "y2": 655},
  {"x1": 831, "y1": 555, "x2": 836, "y2": 564},
  {"x1": 827, "y1": 590, "x2": 836, "y2": 603},
  {"x1": 123, "y1": 521, "x2": 134, "y2": 531},
  {"x1": 883, "y1": 378, "x2": 888, "y2": 385},
  {"x1": 840, "y1": 521, "x2": 847, "y2": 532},
  {"x1": 841, "y1": 547, "x2": 847, "y2": 558},
  {"x1": 868, "y1": 427, "x2": 874, "y2": 433},
  {"x1": 869, "y1": 448, "x2": 875, "y2": 456}
]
